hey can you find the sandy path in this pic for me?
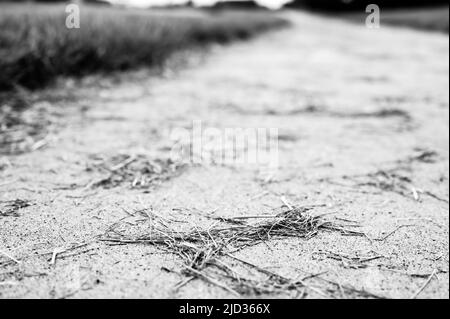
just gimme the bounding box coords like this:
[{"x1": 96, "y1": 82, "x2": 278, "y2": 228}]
[{"x1": 1, "y1": 11, "x2": 448, "y2": 299}]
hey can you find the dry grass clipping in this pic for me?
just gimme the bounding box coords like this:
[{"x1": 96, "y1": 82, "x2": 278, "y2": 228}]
[
  {"x1": 87, "y1": 154, "x2": 187, "y2": 190},
  {"x1": 101, "y1": 206, "x2": 382, "y2": 298},
  {"x1": 340, "y1": 150, "x2": 447, "y2": 203},
  {"x1": 0, "y1": 199, "x2": 32, "y2": 217}
]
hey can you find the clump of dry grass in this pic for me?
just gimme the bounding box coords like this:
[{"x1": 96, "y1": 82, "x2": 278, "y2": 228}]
[
  {"x1": 103, "y1": 207, "x2": 325, "y2": 268},
  {"x1": 0, "y1": 199, "x2": 32, "y2": 217},
  {"x1": 101, "y1": 206, "x2": 379, "y2": 297},
  {"x1": 358, "y1": 168, "x2": 416, "y2": 198},
  {"x1": 338, "y1": 150, "x2": 446, "y2": 203},
  {"x1": 404, "y1": 150, "x2": 439, "y2": 164},
  {"x1": 87, "y1": 154, "x2": 187, "y2": 190}
]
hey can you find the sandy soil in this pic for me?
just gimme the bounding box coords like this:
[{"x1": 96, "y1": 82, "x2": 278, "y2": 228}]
[{"x1": 0, "y1": 11, "x2": 449, "y2": 299}]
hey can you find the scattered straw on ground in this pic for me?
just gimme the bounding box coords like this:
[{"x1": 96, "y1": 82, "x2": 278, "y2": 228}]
[
  {"x1": 100, "y1": 206, "x2": 383, "y2": 298},
  {"x1": 0, "y1": 199, "x2": 32, "y2": 217},
  {"x1": 224, "y1": 102, "x2": 411, "y2": 121},
  {"x1": 331, "y1": 150, "x2": 447, "y2": 203},
  {"x1": 86, "y1": 154, "x2": 187, "y2": 190}
]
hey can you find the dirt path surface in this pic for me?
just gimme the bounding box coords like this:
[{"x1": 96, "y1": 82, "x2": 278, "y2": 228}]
[{"x1": 1, "y1": 11, "x2": 449, "y2": 299}]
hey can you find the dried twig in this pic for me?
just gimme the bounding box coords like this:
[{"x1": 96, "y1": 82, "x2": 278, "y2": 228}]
[
  {"x1": 0, "y1": 249, "x2": 20, "y2": 264},
  {"x1": 410, "y1": 269, "x2": 438, "y2": 299},
  {"x1": 375, "y1": 225, "x2": 416, "y2": 242}
]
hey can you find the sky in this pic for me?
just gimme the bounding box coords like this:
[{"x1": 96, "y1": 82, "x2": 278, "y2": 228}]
[{"x1": 106, "y1": 0, "x2": 291, "y2": 10}]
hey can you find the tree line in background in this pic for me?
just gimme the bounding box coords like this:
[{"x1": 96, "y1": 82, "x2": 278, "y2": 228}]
[{"x1": 287, "y1": 0, "x2": 449, "y2": 11}]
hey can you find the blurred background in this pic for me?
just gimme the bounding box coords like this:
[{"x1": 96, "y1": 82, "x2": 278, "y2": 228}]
[
  {"x1": 1, "y1": 0, "x2": 449, "y2": 11},
  {"x1": 0, "y1": 0, "x2": 448, "y2": 93}
]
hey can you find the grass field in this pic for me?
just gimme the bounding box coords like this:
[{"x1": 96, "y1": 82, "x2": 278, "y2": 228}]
[
  {"x1": 0, "y1": 4, "x2": 288, "y2": 92},
  {"x1": 380, "y1": 6, "x2": 449, "y2": 33},
  {"x1": 342, "y1": 6, "x2": 449, "y2": 33}
]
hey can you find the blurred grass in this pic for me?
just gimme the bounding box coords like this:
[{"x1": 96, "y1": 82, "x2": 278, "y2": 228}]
[
  {"x1": 0, "y1": 4, "x2": 288, "y2": 92},
  {"x1": 380, "y1": 6, "x2": 449, "y2": 33}
]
